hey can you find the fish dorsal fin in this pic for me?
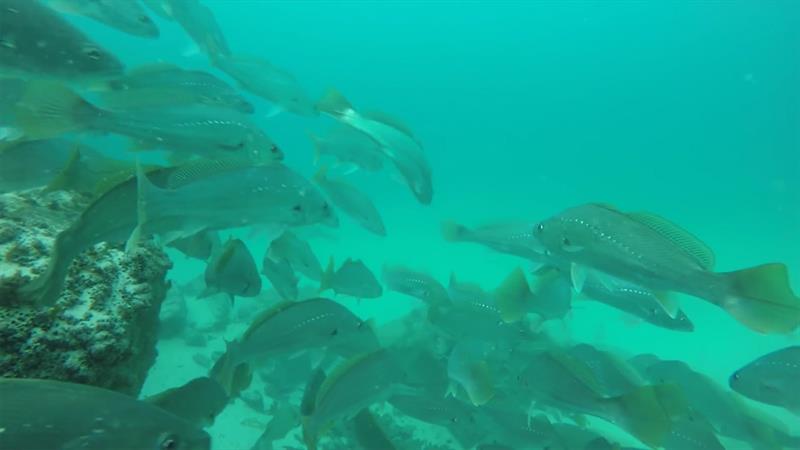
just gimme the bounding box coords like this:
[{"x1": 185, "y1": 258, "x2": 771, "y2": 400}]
[
  {"x1": 126, "y1": 62, "x2": 183, "y2": 77},
  {"x1": 317, "y1": 351, "x2": 380, "y2": 404},
  {"x1": 241, "y1": 301, "x2": 295, "y2": 340},
  {"x1": 166, "y1": 158, "x2": 255, "y2": 189},
  {"x1": 361, "y1": 110, "x2": 416, "y2": 138},
  {"x1": 626, "y1": 211, "x2": 716, "y2": 270}
]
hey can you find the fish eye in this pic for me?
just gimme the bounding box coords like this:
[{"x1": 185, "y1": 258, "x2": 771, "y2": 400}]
[
  {"x1": 731, "y1": 372, "x2": 740, "y2": 381},
  {"x1": 562, "y1": 237, "x2": 571, "y2": 246},
  {"x1": 159, "y1": 434, "x2": 180, "y2": 450},
  {"x1": 270, "y1": 144, "x2": 280, "y2": 154},
  {"x1": 82, "y1": 47, "x2": 103, "y2": 60},
  {"x1": 138, "y1": 15, "x2": 151, "y2": 23},
  {"x1": 330, "y1": 328, "x2": 338, "y2": 336},
  {"x1": 536, "y1": 223, "x2": 544, "y2": 233},
  {"x1": 292, "y1": 204, "x2": 303, "y2": 213}
]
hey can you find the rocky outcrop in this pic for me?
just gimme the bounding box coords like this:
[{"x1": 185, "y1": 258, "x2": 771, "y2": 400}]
[{"x1": 0, "y1": 188, "x2": 171, "y2": 396}]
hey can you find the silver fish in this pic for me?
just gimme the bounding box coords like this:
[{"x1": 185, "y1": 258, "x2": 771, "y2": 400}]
[
  {"x1": 15, "y1": 81, "x2": 280, "y2": 163},
  {"x1": 382, "y1": 264, "x2": 449, "y2": 307},
  {"x1": 309, "y1": 124, "x2": 384, "y2": 172},
  {"x1": 313, "y1": 165, "x2": 386, "y2": 236},
  {"x1": 268, "y1": 230, "x2": 322, "y2": 281},
  {"x1": 261, "y1": 255, "x2": 299, "y2": 301},
  {"x1": 534, "y1": 203, "x2": 800, "y2": 334},
  {"x1": 168, "y1": 0, "x2": 231, "y2": 60},
  {"x1": 320, "y1": 257, "x2": 383, "y2": 299},
  {"x1": 730, "y1": 346, "x2": 800, "y2": 415},
  {"x1": 144, "y1": 377, "x2": 229, "y2": 428},
  {"x1": 0, "y1": 378, "x2": 210, "y2": 450},
  {"x1": 317, "y1": 88, "x2": 433, "y2": 204},
  {"x1": 0, "y1": 0, "x2": 123, "y2": 80},
  {"x1": 44, "y1": 0, "x2": 159, "y2": 38},
  {"x1": 214, "y1": 54, "x2": 317, "y2": 116},
  {"x1": 201, "y1": 238, "x2": 261, "y2": 302},
  {"x1": 441, "y1": 219, "x2": 545, "y2": 261}
]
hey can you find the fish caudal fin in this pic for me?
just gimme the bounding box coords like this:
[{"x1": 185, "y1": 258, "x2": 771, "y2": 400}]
[
  {"x1": 494, "y1": 267, "x2": 531, "y2": 323},
  {"x1": 721, "y1": 263, "x2": 800, "y2": 334},
  {"x1": 461, "y1": 360, "x2": 495, "y2": 406},
  {"x1": 319, "y1": 256, "x2": 335, "y2": 293},
  {"x1": 441, "y1": 221, "x2": 466, "y2": 242},
  {"x1": 615, "y1": 384, "x2": 676, "y2": 448},
  {"x1": 316, "y1": 88, "x2": 352, "y2": 117},
  {"x1": 14, "y1": 81, "x2": 100, "y2": 139},
  {"x1": 208, "y1": 340, "x2": 251, "y2": 398}
]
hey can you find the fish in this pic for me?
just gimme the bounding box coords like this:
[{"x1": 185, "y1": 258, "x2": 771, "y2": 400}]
[
  {"x1": 141, "y1": 0, "x2": 174, "y2": 20},
  {"x1": 388, "y1": 393, "x2": 482, "y2": 448},
  {"x1": 14, "y1": 81, "x2": 281, "y2": 163},
  {"x1": 573, "y1": 268, "x2": 695, "y2": 332},
  {"x1": 492, "y1": 267, "x2": 535, "y2": 323},
  {"x1": 631, "y1": 354, "x2": 795, "y2": 448},
  {"x1": 474, "y1": 410, "x2": 567, "y2": 450},
  {"x1": 0, "y1": 377, "x2": 210, "y2": 450},
  {"x1": 730, "y1": 346, "x2": 800, "y2": 415},
  {"x1": 317, "y1": 88, "x2": 433, "y2": 204},
  {"x1": 214, "y1": 54, "x2": 317, "y2": 116},
  {"x1": 447, "y1": 339, "x2": 495, "y2": 406},
  {"x1": 0, "y1": 0, "x2": 123, "y2": 80},
  {"x1": 128, "y1": 159, "x2": 337, "y2": 249},
  {"x1": 533, "y1": 203, "x2": 800, "y2": 334},
  {"x1": 43, "y1": 0, "x2": 159, "y2": 38},
  {"x1": 309, "y1": 124, "x2": 385, "y2": 172},
  {"x1": 441, "y1": 219, "x2": 545, "y2": 261},
  {"x1": 200, "y1": 238, "x2": 261, "y2": 302},
  {"x1": 268, "y1": 230, "x2": 322, "y2": 281},
  {"x1": 301, "y1": 367, "x2": 328, "y2": 416},
  {"x1": 0, "y1": 139, "x2": 78, "y2": 192},
  {"x1": 382, "y1": 264, "x2": 450, "y2": 307},
  {"x1": 302, "y1": 350, "x2": 406, "y2": 450},
  {"x1": 350, "y1": 409, "x2": 397, "y2": 450},
  {"x1": 98, "y1": 63, "x2": 253, "y2": 113},
  {"x1": 515, "y1": 349, "x2": 685, "y2": 448},
  {"x1": 19, "y1": 160, "x2": 335, "y2": 306},
  {"x1": 144, "y1": 376, "x2": 229, "y2": 428},
  {"x1": 250, "y1": 401, "x2": 300, "y2": 450},
  {"x1": 320, "y1": 257, "x2": 383, "y2": 299},
  {"x1": 223, "y1": 298, "x2": 379, "y2": 367},
  {"x1": 313, "y1": 165, "x2": 386, "y2": 236},
  {"x1": 261, "y1": 255, "x2": 299, "y2": 301},
  {"x1": 167, "y1": 0, "x2": 231, "y2": 60},
  {"x1": 167, "y1": 229, "x2": 221, "y2": 261}
]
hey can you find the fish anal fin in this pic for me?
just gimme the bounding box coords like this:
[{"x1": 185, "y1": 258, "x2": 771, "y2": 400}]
[{"x1": 570, "y1": 263, "x2": 587, "y2": 294}]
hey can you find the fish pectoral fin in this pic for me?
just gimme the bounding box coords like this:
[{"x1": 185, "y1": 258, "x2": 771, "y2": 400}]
[
  {"x1": 570, "y1": 263, "x2": 587, "y2": 294},
  {"x1": 653, "y1": 291, "x2": 680, "y2": 319}
]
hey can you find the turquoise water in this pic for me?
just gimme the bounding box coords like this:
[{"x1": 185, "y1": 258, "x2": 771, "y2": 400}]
[{"x1": 26, "y1": 1, "x2": 800, "y2": 449}]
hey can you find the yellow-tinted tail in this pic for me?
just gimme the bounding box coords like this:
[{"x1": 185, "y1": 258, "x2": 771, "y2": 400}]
[{"x1": 721, "y1": 263, "x2": 800, "y2": 334}]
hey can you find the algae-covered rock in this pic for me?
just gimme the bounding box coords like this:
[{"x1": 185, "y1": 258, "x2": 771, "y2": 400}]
[{"x1": 0, "y1": 188, "x2": 171, "y2": 396}]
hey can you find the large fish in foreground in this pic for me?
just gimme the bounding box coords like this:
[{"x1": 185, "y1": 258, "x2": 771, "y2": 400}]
[
  {"x1": 0, "y1": 378, "x2": 210, "y2": 450},
  {"x1": 729, "y1": 346, "x2": 800, "y2": 415},
  {"x1": 533, "y1": 203, "x2": 800, "y2": 334},
  {"x1": 314, "y1": 165, "x2": 386, "y2": 236},
  {"x1": 317, "y1": 88, "x2": 433, "y2": 204},
  {"x1": 201, "y1": 238, "x2": 261, "y2": 302},
  {"x1": 0, "y1": 0, "x2": 123, "y2": 80},
  {"x1": 19, "y1": 160, "x2": 336, "y2": 306},
  {"x1": 15, "y1": 81, "x2": 280, "y2": 163},
  {"x1": 43, "y1": 0, "x2": 160, "y2": 38}
]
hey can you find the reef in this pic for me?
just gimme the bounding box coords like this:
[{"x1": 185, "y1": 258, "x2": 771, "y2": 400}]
[{"x1": 0, "y1": 188, "x2": 171, "y2": 396}]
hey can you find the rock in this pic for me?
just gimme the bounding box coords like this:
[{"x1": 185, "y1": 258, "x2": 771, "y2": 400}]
[{"x1": 0, "y1": 188, "x2": 171, "y2": 396}]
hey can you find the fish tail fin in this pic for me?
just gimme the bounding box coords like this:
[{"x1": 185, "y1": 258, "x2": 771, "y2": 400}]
[
  {"x1": 16, "y1": 234, "x2": 68, "y2": 306},
  {"x1": 441, "y1": 220, "x2": 466, "y2": 242},
  {"x1": 614, "y1": 384, "x2": 677, "y2": 448},
  {"x1": 316, "y1": 88, "x2": 352, "y2": 117},
  {"x1": 43, "y1": 142, "x2": 82, "y2": 193},
  {"x1": 720, "y1": 263, "x2": 800, "y2": 333},
  {"x1": 463, "y1": 360, "x2": 495, "y2": 406},
  {"x1": 301, "y1": 416, "x2": 319, "y2": 450},
  {"x1": 14, "y1": 81, "x2": 101, "y2": 139},
  {"x1": 208, "y1": 340, "x2": 251, "y2": 397},
  {"x1": 493, "y1": 267, "x2": 531, "y2": 323},
  {"x1": 319, "y1": 256, "x2": 335, "y2": 292}
]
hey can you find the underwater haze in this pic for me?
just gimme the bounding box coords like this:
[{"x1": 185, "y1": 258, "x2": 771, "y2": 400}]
[{"x1": 1, "y1": 1, "x2": 799, "y2": 449}]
